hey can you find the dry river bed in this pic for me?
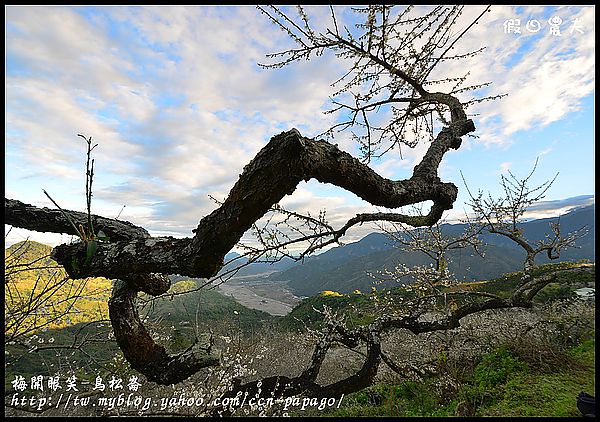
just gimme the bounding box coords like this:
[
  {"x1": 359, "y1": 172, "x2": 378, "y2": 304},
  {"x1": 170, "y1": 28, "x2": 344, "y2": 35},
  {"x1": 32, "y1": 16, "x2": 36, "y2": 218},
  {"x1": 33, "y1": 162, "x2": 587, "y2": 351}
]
[{"x1": 215, "y1": 274, "x2": 302, "y2": 316}]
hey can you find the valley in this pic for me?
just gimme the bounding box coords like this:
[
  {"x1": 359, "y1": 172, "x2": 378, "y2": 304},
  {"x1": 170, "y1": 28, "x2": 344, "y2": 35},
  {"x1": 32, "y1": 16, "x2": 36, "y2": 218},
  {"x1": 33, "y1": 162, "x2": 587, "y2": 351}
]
[{"x1": 215, "y1": 273, "x2": 301, "y2": 316}]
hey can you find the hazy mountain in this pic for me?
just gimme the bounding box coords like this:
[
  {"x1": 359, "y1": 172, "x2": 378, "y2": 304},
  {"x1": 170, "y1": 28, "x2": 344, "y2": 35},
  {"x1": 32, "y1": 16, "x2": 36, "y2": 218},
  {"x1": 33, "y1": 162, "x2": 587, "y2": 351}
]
[
  {"x1": 271, "y1": 204, "x2": 595, "y2": 296},
  {"x1": 7, "y1": 204, "x2": 592, "y2": 300}
]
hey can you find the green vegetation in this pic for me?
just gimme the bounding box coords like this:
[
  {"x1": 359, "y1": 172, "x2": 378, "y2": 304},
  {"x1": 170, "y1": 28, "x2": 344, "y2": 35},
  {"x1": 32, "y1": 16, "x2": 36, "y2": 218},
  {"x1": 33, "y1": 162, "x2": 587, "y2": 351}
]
[
  {"x1": 5, "y1": 322, "x2": 120, "y2": 391},
  {"x1": 464, "y1": 261, "x2": 595, "y2": 302},
  {"x1": 144, "y1": 283, "x2": 275, "y2": 353},
  {"x1": 5, "y1": 279, "x2": 273, "y2": 381},
  {"x1": 148, "y1": 281, "x2": 274, "y2": 330},
  {"x1": 279, "y1": 290, "x2": 377, "y2": 330},
  {"x1": 480, "y1": 338, "x2": 595, "y2": 417},
  {"x1": 5, "y1": 242, "x2": 274, "y2": 393},
  {"x1": 5, "y1": 241, "x2": 112, "y2": 337},
  {"x1": 309, "y1": 338, "x2": 595, "y2": 417},
  {"x1": 321, "y1": 380, "x2": 457, "y2": 417},
  {"x1": 282, "y1": 262, "x2": 595, "y2": 330}
]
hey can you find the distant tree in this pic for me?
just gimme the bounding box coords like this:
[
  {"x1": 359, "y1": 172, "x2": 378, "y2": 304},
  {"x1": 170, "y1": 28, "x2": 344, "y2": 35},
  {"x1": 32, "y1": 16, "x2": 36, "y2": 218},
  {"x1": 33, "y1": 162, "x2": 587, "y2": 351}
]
[
  {"x1": 463, "y1": 159, "x2": 589, "y2": 275},
  {"x1": 375, "y1": 209, "x2": 485, "y2": 294}
]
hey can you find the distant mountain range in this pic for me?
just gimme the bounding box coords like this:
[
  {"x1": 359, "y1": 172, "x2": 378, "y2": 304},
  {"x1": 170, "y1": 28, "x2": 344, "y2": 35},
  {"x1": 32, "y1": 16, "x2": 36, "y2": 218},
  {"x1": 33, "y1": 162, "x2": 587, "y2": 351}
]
[
  {"x1": 218, "y1": 251, "x2": 297, "y2": 277},
  {"x1": 267, "y1": 204, "x2": 595, "y2": 296}
]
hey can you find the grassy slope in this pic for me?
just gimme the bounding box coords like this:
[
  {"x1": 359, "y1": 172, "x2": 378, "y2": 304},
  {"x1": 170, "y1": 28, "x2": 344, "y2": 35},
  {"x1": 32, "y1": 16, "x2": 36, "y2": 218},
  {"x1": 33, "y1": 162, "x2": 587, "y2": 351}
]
[
  {"x1": 298, "y1": 338, "x2": 595, "y2": 417},
  {"x1": 480, "y1": 339, "x2": 595, "y2": 417}
]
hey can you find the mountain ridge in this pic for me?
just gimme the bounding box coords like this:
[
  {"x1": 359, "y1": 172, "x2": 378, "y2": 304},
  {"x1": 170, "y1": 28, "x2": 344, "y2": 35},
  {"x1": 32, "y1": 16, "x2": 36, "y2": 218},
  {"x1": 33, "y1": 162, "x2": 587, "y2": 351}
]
[{"x1": 270, "y1": 204, "x2": 595, "y2": 296}]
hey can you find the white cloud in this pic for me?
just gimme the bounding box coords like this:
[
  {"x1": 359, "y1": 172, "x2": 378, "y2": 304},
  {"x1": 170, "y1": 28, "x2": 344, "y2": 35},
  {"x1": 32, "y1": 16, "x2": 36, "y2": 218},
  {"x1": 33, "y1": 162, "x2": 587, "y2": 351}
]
[
  {"x1": 524, "y1": 194, "x2": 594, "y2": 218},
  {"x1": 499, "y1": 162, "x2": 512, "y2": 174},
  {"x1": 5, "y1": 226, "x2": 79, "y2": 248},
  {"x1": 537, "y1": 146, "x2": 554, "y2": 157},
  {"x1": 462, "y1": 7, "x2": 593, "y2": 145},
  {"x1": 417, "y1": 6, "x2": 594, "y2": 149}
]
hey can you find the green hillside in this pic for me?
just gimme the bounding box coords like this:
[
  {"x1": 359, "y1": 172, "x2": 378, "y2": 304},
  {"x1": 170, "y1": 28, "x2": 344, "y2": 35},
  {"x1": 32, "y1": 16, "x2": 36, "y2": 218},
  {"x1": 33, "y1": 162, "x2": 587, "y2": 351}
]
[
  {"x1": 5, "y1": 241, "x2": 275, "y2": 391},
  {"x1": 142, "y1": 281, "x2": 275, "y2": 354},
  {"x1": 5, "y1": 240, "x2": 112, "y2": 338},
  {"x1": 279, "y1": 262, "x2": 595, "y2": 330}
]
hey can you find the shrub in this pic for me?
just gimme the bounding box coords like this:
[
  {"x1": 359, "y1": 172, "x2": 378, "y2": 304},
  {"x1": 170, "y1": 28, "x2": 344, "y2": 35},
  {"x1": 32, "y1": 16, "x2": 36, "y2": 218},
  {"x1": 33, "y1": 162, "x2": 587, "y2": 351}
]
[{"x1": 473, "y1": 348, "x2": 528, "y2": 389}]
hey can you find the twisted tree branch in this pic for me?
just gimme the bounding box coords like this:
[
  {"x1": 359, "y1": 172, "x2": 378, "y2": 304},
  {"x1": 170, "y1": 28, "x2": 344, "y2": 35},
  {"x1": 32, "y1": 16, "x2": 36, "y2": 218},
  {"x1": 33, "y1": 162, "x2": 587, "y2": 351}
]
[
  {"x1": 43, "y1": 126, "x2": 471, "y2": 283},
  {"x1": 5, "y1": 123, "x2": 473, "y2": 385}
]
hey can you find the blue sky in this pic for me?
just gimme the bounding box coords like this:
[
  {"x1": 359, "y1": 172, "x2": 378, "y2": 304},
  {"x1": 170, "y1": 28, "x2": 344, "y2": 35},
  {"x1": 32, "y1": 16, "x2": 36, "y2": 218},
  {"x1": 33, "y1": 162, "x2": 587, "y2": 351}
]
[{"x1": 5, "y1": 5, "x2": 595, "y2": 250}]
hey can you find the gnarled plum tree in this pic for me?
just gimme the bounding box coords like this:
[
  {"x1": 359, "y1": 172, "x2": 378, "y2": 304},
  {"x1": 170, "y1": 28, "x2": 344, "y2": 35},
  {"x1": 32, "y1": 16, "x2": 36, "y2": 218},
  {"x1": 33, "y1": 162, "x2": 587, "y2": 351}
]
[{"x1": 8, "y1": 6, "x2": 589, "y2": 412}]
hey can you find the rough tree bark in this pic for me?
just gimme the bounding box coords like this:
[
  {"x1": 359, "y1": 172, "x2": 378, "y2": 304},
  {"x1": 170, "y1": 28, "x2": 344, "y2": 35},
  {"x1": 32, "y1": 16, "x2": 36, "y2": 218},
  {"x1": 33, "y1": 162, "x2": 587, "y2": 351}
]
[
  {"x1": 4, "y1": 198, "x2": 150, "y2": 242},
  {"x1": 47, "y1": 122, "x2": 472, "y2": 282}
]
